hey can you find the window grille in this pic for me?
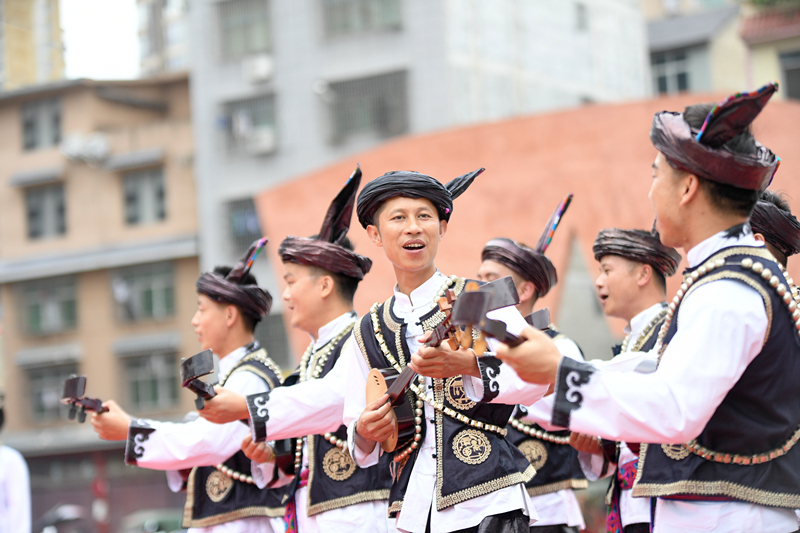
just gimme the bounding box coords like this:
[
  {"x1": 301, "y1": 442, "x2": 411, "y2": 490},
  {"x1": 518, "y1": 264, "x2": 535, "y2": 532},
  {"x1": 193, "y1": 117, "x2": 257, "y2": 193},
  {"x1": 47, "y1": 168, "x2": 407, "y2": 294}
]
[
  {"x1": 223, "y1": 95, "x2": 276, "y2": 154},
  {"x1": 328, "y1": 70, "x2": 407, "y2": 143},
  {"x1": 780, "y1": 50, "x2": 800, "y2": 101},
  {"x1": 19, "y1": 276, "x2": 77, "y2": 335},
  {"x1": 126, "y1": 352, "x2": 179, "y2": 411},
  {"x1": 22, "y1": 97, "x2": 61, "y2": 151},
  {"x1": 218, "y1": 0, "x2": 271, "y2": 59},
  {"x1": 29, "y1": 363, "x2": 78, "y2": 421},
  {"x1": 111, "y1": 262, "x2": 175, "y2": 322},
  {"x1": 651, "y1": 50, "x2": 690, "y2": 95},
  {"x1": 321, "y1": 0, "x2": 401, "y2": 37},
  {"x1": 26, "y1": 183, "x2": 66, "y2": 239},
  {"x1": 123, "y1": 167, "x2": 166, "y2": 225},
  {"x1": 229, "y1": 198, "x2": 263, "y2": 254}
]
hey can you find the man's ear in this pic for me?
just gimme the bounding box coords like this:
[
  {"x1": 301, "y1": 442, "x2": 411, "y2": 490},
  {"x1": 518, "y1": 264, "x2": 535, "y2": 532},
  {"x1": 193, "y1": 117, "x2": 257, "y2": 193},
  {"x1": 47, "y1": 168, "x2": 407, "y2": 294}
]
[
  {"x1": 517, "y1": 280, "x2": 537, "y2": 303},
  {"x1": 679, "y1": 174, "x2": 701, "y2": 208},
  {"x1": 366, "y1": 224, "x2": 383, "y2": 248},
  {"x1": 318, "y1": 275, "x2": 335, "y2": 300},
  {"x1": 439, "y1": 219, "x2": 448, "y2": 238},
  {"x1": 637, "y1": 263, "x2": 653, "y2": 288},
  {"x1": 753, "y1": 233, "x2": 766, "y2": 243},
  {"x1": 225, "y1": 304, "x2": 239, "y2": 329}
]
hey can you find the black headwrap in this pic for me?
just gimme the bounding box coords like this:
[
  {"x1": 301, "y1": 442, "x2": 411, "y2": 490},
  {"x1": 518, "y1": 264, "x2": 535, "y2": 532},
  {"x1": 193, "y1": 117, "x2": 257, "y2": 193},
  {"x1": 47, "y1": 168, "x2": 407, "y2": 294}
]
[
  {"x1": 593, "y1": 228, "x2": 682, "y2": 277},
  {"x1": 750, "y1": 196, "x2": 800, "y2": 258},
  {"x1": 195, "y1": 238, "x2": 273, "y2": 319},
  {"x1": 481, "y1": 194, "x2": 573, "y2": 297},
  {"x1": 278, "y1": 166, "x2": 373, "y2": 279},
  {"x1": 356, "y1": 168, "x2": 484, "y2": 228},
  {"x1": 650, "y1": 82, "x2": 780, "y2": 191}
]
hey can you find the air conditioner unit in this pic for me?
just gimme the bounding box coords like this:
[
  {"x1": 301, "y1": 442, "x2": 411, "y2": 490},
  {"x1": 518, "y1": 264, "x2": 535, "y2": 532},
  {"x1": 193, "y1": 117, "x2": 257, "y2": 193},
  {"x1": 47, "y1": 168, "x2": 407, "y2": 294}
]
[
  {"x1": 244, "y1": 127, "x2": 276, "y2": 155},
  {"x1": 242, "y1": 54, "x2": 274, "y2": 84}
]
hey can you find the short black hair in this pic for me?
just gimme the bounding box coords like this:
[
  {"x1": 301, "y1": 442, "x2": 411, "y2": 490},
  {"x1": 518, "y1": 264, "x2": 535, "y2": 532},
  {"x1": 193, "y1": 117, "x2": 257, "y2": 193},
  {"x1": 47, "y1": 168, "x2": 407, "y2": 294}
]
[
  {"x1": 211, "y1": 266, "x2": 261, "y2": 333},
  {"x1": 682, "y1": 103, "x2": 760, "y2": 217},
  {"x1": 307, "y1": 235, "x2": 360, "y2": 304}
]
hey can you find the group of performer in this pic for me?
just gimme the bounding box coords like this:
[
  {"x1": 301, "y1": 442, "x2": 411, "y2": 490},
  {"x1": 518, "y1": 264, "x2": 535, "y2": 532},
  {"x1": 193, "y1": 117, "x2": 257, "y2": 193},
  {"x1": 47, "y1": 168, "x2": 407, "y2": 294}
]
[{"x1": 90, "y1": 81, "x2": 800, "y2": 533}]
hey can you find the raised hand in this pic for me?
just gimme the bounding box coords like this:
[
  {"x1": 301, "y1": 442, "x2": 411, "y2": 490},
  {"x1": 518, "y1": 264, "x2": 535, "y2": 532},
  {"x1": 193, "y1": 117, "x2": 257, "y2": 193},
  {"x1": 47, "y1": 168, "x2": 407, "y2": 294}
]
[
  {"x1": 90, "y1": 400, "x2": 131, "y2": 441},
  {"x1": 197, "y1": 386, "x2": 249, "y2": 424},
  {"x1": 355, "y1": 394, "x2": 395, "y2": 450},
  {"x1": 241, "y1": 434, "x2": 275, "y2": 464},
  {"x1": 409, "y1": 342, "x2": 480, "y2": 379}
]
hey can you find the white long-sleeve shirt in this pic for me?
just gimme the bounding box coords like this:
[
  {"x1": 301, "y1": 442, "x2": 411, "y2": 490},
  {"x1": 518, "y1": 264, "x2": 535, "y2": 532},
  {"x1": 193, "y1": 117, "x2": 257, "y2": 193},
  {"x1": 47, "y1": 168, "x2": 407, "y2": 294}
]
[
  {"x1": 0, "y1": 446, "x2": 30, "y2": 533},
  {"x1": 341, "y1": 271, "x2": 548, "y2": 533},
  {"x1": 520, "y1": 336, "x2": 586, "y2": 529},
  {"x1": 535, "y1": 229, "x2": 799, "y2": 533},
  {"x1": 130, "y1": 344, "x2": 285, "y2": 533},
  {"x1": 250, "y1": 312, "x2": 396, "y2": 533}
]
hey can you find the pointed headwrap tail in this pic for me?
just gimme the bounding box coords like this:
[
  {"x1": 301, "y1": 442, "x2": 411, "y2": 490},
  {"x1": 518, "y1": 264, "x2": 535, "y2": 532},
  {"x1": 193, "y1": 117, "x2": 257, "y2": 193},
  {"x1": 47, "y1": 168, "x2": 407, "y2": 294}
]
[
  {"x1": 446, "y1": 168, "x2": 484, "y2": 202},
  {"x1": 318, "y1": 165, "x2": 362, "y2": 245},
  {"x1": 227, "y1": 237, "x2": 269, "y2": 283},
  {"x1": 696, "y1": 81, "x2": 778, "y2": 146},
  {"x1": 535, "y1": 194, "x2": 573, "y2": 254}
]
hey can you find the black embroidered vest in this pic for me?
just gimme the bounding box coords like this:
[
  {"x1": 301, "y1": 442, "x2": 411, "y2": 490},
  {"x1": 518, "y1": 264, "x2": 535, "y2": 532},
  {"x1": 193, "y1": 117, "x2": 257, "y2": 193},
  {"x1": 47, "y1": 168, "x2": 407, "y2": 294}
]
[
  {"x1": 507, "y1": 328, "x2": 587, "y2": 497},
  {"x1": 634, "y1": 246, "x2": 800, "y2": 508},
  {"x1": 292, "y1": 327, "x2": 394, "y2": 516},
  {"x1": 182, "y1": 347, "x2": 292, "y2": 527},
  {"x1": 353, "y1": 283, "x2": 534, "y2": 517}
]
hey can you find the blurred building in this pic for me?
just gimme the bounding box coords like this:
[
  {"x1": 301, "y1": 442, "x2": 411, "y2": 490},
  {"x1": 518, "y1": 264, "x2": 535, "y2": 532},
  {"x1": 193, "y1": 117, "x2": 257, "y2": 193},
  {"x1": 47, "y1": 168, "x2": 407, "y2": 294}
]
[
  {"x1": 741, "y1": 4, "x2": 800, "y2": 99},
  {"x1": 0, "y1": 0, "x2": 65, "y2": 90},
  {"x1": 0, "y1": 73, "x2": 195, "y2": 530},
  {"x1": 138, "y1": 0, "x2": 191, "y2": 76},
  {"x1": 188, "y1": 0, "x2": 651, "y2": 362}
]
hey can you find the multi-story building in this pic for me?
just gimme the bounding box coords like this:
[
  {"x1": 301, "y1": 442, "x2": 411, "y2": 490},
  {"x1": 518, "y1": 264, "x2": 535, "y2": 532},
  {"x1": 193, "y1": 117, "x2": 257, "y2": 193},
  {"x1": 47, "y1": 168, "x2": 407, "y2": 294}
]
[
  {"x1": 0, "y1": 72, "x2": 198, "y2": 529},
  {"x1": 0, "y1": 0, "x2": 65, "y2": 90},
  {"x1": 188, "y1": 0, "x2": 651, "y2": 357},
  {"x1": 741, "y1": 3, "x2": 800, "y2": 100},
  {"x1": 138, "y1": 0, "x2": 191, "y2": 76}
]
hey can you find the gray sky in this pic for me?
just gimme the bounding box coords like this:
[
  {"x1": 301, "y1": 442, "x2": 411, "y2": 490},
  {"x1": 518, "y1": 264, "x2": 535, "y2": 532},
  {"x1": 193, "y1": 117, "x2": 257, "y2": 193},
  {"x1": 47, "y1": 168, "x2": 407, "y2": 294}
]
[{"x1": 60, "y1": 0, "x2": 140, "y2": 80}]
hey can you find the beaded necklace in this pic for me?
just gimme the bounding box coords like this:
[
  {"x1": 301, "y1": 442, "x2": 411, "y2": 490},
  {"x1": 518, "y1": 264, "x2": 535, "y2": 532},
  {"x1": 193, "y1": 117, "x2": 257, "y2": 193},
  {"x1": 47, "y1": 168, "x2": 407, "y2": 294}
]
[
  {"x1": 214, "y1": 345, "x2": 285, "y2": 485},
  {"x1": 293, "y1": 321, "x2": 355, "y2": 472},
  {"x1": 368, "y1": 274, "x2": 508, "y2": 463},
  {"x1": 619, "y1": 304, "x2": 669, "y2": 354},
  {"x1": 653, "y1": 253, "x2": 800, "y2": 466}
]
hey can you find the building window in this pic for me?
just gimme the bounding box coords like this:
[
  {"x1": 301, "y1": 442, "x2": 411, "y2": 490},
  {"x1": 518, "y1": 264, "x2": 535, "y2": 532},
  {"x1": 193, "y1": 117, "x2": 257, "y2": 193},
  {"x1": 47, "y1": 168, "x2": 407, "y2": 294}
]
[
  {"x1": 322, "y1": 0, "x2": 401, "y2": 37},
  {"x1": 781, "y1": 50, "x2": 800, "y2": 101},
  {"x1": 651, "y1": 50, "x2": 690, "y2": 95},
  {"x1": 575, "y1": 3, "x2": 588, "y2": 31},
  {"x1": 29, "y1": 364, "x2": 78, "y2": 421},
  {"x1": 218, "y1": 0, "x2": 271, "y2": 60},
  {"x1": 223, "y1": 95, "x2": 277, "y2": 155},
  {"x1": 26, "y1": 183, "x2": 66, "y2": 239},
  {"x1": 328, "y1": 70, "x2": 407, "y2": 143},
  {"x1": 111, "y1": 263, "x2": 175, "y2": 322},
  {"x1": 19, "y1": 276, "x2": 77, "y2": 336},
  {"x1": 124, "y1": 167, "x2": 166, "y2": 225},
  {"x1": 229, "y1": 198, "x2": 263, "y2": 254},
  {"x1": 126, "y1": 352, "x2": 179, "y2": 411},
  {"x1": 22, "y1": 98, "x2": 61, "y2": 151},
  {"x1": 255, "y1": 314, "x2": 293, "y2": 369}
]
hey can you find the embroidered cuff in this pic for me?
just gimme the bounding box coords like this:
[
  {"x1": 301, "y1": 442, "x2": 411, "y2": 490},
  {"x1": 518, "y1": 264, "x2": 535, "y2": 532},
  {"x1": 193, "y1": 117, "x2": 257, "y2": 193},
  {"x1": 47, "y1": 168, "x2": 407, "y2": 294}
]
[
  {"x1": 246, "y1": 391, "x2": 270, "y2": 443},
  {"x1": 476, "y1": 355, "x2": 503, "y2": 402},
  {"x1": 552, "y1": 357, "x2": 595, "y2": 428},
  {"x1": 125, "y1": 419, "x2": 156, "y2": 466}
]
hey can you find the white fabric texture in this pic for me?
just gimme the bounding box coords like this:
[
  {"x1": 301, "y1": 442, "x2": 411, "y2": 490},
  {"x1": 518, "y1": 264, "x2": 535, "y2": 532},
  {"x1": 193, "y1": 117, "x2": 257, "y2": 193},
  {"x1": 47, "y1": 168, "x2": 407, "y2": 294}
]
[{"x1": 0, "y1": 446, "x2": 31, "y2": 533}]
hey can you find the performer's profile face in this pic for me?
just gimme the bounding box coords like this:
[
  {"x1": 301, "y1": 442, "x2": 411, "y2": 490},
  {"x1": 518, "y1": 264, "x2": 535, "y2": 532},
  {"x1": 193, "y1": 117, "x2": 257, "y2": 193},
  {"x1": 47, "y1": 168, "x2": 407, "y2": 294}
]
[
  {"x1": 595, "y1": 255, "x2": 640, "y2": 321},
  {"x1": 281, "y1": 262, "x2": 325, "y2": 335},
  {"x1": 649, "y1": 152, "x2": 683, "y2": 248},
  {"x1": 366, "y1": 196, "x2": 447, "y2": 274},
  {"x1": 477, "y1": 259, "x2": 516, "y2": 283},
  {"x1": 192, "y1": 293, "x2": 229, "y2": 353}
]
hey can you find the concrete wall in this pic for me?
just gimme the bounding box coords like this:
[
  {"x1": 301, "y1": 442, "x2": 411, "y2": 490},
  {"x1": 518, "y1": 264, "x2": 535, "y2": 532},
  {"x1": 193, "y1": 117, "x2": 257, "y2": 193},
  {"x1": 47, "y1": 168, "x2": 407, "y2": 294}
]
[
  {"x1": 1, "y1": 0, "x2": 63, "y2": 90},
  {"x1": 708, "y1": 15, "x2": 748, "y2": 92}
]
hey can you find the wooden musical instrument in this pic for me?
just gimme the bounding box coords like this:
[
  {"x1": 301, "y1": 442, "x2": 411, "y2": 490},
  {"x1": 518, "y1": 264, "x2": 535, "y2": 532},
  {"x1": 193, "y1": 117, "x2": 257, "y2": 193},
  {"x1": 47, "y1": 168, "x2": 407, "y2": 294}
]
[
  {"x1": 365, "y1": 276, "x2": 521, "y2": 452},
  {"x1": 61, "y1": 375, "x2": 108, "y2": 423}
]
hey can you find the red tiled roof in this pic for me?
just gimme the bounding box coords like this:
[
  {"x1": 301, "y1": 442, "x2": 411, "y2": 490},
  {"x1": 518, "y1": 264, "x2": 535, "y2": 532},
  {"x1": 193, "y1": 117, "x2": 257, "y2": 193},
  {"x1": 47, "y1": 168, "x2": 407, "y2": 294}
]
[
  {"x1": 741, "y1": 8, "x2": 800, "y2": 44},
  {"x1": 257, "y1": 94, "x2": 800, "y2": 356}
]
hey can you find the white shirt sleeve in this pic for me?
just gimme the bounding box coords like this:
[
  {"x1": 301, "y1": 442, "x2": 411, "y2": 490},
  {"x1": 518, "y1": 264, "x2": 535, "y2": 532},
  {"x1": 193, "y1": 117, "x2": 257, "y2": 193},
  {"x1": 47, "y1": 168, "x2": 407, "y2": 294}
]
[
  {"x1": 340, "y1": 335, "x2": 382, "y2": 468},
  {"x1": 553, "y1": 279, "x2": 768, "y2": 443},
  {"x1": 2, "y1": 447, "x2": 31, "y2": 533},
  {"x1": 130, "y1": 368, "x2": 271, "y2": 470}
]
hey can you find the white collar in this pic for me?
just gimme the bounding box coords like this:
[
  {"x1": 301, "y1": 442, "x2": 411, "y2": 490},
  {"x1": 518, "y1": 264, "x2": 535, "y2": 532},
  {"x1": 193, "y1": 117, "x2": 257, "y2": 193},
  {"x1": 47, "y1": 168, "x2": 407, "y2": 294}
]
[
  {"x1": 312, "y1": 311, "x2": 358, "y2": 351},
  {"x1": 217, "y1": 344, "x2": 250, "y2": 376},
  {"x1": 686, "y1": 225, "x2": 763, "y2": 268},
  {"x1": 625, "y1": 302, "x2": 667, "y2": 338},
  {"x1": 392, "y1": 270, "x2": 448, "y2": 316}
]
